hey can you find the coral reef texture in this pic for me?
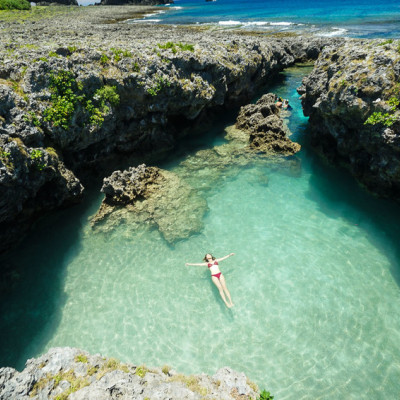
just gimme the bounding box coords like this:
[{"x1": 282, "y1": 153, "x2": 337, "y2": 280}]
[
  {"x1": 298, "y1": 39, "x2": 400, "y2": 199},
  {"x1": 0, "y1": 5, "x2": 332, "y2": 252},
  {"x1": 0, "y1": 347, "x2": 259, "y2": 399}
]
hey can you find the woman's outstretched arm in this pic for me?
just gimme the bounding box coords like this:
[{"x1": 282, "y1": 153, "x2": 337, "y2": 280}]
[
  {"x1": 186, "y1": 262, "x2": 207, "y2": 266},
  {"x1": 216, "y1": 253, "x2": 235, "y2": 262}
]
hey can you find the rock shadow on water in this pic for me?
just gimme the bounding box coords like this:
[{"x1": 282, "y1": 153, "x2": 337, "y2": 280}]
[
  {"x1": 304, "y1": 146, "x2": 400, "y2": 288},
  {"x1": 0, "y1": 194, "x2": 95, "y2": 369}
]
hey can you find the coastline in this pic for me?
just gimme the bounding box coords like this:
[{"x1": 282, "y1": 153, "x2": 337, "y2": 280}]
[{"x1": 1, "y1": 5, "x2": 400, "y2": 399}]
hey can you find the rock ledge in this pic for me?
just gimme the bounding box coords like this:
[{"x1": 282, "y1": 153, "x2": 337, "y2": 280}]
[{"x1": 0, "y1": 347, "x2": 259, "y2": 400}]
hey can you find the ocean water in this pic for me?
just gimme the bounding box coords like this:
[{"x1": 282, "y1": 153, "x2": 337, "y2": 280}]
[
  {"x1": 1, "y1": 66, "x2": 400, "y2": 399},
  {"x1": 127, "y1": 0, "x2": 400, "y2": 38}
]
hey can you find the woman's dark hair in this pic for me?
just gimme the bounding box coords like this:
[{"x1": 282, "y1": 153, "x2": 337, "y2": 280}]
[{"x1": 203, "y1": 253, "x2": 216, "y2": 262}]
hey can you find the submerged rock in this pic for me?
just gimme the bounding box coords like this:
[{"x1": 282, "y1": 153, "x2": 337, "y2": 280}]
[
  {"x1": 0, "y1": 347, "x2": 259, "y2": 400},
  {"x1": 91, "y1": 164, "x2": 208, "y2": 243}
]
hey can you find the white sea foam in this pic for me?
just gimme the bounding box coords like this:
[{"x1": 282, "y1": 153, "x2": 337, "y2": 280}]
[
  {"x1": 132, "y1": 19, "x2": 161, "y2": 23},
  {"x1": 318, "y1": 27, "x2": 348, "y2": 37},
  {"x1": 170, "y1": 6, "x2": 183, "y2": 9},
  {"x1": 244, "y1": 21, "x2": 269, "y2": 26},
  {"x1": 218, "y1": 20, "x2": 242, "y2": 26},
  {"x1": 269, "y1": 21, "x2": 294, "y2": 26}
]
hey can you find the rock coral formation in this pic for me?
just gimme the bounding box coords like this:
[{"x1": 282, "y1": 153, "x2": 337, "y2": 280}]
[
  {"x1": 235, "y1": 93, "x2": 301, "y2": 155},
  {"x1": 298, "y1": 39, "x2": 400, "y2": 200},
  {"x1": 0, "y1": 5, "x2": 332, "y2": 252},
  {"x1": 0, "y1": 347, "x2": 259, "y2": 399},
  {"x1": 91, "y1": 93, "x2": 300, "y2": 243},
  {"x1": 91, "y1": 164, "x2": 208, "y2": 243}
]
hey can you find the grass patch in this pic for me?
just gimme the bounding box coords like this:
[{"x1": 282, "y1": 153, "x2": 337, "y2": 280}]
[
  {"x1": 168, "y1": 374, "x2": 208, "y2": 397},
  {"x1": 0, "y1": 0, "x2": 30, "y2": 10},
  {"x1": 157, "y1": 41, "x2": 194, "y2": 54},
  {"x1": 96, "y1": 358, "x2": 130, "y2": 380},
  {"x1": 74, "y1": 354, "x2": 88, "y2": 363}
]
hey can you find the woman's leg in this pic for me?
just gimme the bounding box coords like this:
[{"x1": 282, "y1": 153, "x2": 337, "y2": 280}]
[
  {"x1": 212, "y1": 276, "x2": 231, "y2": 308},
  {"x1": 219, "y1": 274, "x2": 233, "y2": 306}
]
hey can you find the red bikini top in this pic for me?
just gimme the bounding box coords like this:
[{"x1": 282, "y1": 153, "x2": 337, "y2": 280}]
[{"x1": 208, "y1": 261, "x2": 218, "y2": 268}]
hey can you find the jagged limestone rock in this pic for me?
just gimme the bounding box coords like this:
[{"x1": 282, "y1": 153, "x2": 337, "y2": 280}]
[
  {"x1": 298, "y1": 39, "x2": 400, "y2": 200},
  {"x1": 0, "y1": 347, "x2": 259, "y2": 400},
  {"x1": 0, "y1": 5, "x2": 333, "y2": 252},
  {"x1": 235, "y1": 93, "x2": 301, "y2": 156}
]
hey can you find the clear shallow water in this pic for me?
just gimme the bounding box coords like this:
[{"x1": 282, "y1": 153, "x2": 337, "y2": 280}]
[
  {"x1": 128, "y1": 0, "x2": 400, "y2": 38},
  {"x1": 1, "y1": 67, "x2": 400, "y2": 399}
]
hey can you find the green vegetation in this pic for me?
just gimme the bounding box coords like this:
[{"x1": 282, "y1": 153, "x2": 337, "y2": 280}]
[
  {"x1": 48, "y1": 51, "x2": 59, "y2": 58},
  {"x1": 67, "y1": 45, "x2": 77, "y2": 54},
  {"x1": 0, "y1": 0, "x2": 30, "y2": 10},
  {"x1": 29, "y1": 369, "x2": 90, "y2": 399},
  {"x1": 86, "y1": 85, "x2": 119, "y2": 126},
  {"x1": 135, "y1": 365, "x2": 148, "y2": 378},
  {"x1": 30, "y1": 149, "x2": 46, "y2": 171},
  {"x1": 157, "y1": 41, "x2": 194, "y2": 54},
  {"x1": 96, "y1": 357, "x2": 130, "y2": 380},
  {"x1": 74, "y1": 354, "x2": 88, "y2": 363},
  {"x1": 168, "y1": 374, "x2": 208, "y2": 397},
  {"x1": 147, "y1": 75, "x2": 171, "y2": 97},
  {"x1": 161, "y1": 365, "x2": 171, "y2": 375},
  {"x1": 378, "y1": 39, "x2": 393, "y2": 46},
  {"x1": 133, "y1": 62, "x2": 140, "y2": 72},
  {"x1": 44, "y1": 69, "x2": 119, "y2": 130},
  {"x1": 0, "y1": 148, "x2": 12, "y2": 170},
  {"x1": 23, "y1": 111, "x2": 41, "y2": 127},
  {"x1": 257, "y1": 389, "x2": 274, "y2": 400},
  {"x1": 100, "y1": 53, "x2": 110, "y2": 66},
  {"x1": 44, "y1": 70, "x2": 83, "y2": 130},
  {"x1": 364, "y1": 96, "x2": 399, "y2": 127},
  {"x1": 364, "y1": 111, "x2": 397, "y2": 127},
  {"x1": 52, "y1": 370, "x2": 89, "y2": 400}
]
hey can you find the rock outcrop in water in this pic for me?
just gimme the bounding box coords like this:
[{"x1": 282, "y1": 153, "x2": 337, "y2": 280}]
[
  {"x1": 235, "y1": 93, "x2": 301, "y2": 155},
  {"x1": 0, "y1": 347, "x2": 259, "y2": 399},
  {"x1": 91, "y1": 164, "x2": 208, "y2": 243},
  {"x1": 90, "y1": 92, "x2": 301, "y2": 242},
  {"x1": 298, "y1": 39, "x2": 400, "y2": 201},
  {"x1": 0, "y1": 5, "x2": 335, "y2": 252}
]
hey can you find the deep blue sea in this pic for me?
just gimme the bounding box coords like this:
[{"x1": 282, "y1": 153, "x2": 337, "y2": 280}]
[{"x1": 126, "y1": 0, "x2": 400, "y2": 38}]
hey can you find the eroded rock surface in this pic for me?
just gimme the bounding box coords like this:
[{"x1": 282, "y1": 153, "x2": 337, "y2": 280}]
[
  {"x1": 91, "y1": 164, "x2": 208, "y2": 243},
  {"x1": 298, "y1": 39, "x2": 400, "y2": 200},
  {"x1": 0, "y1": 5, "x2": 335, "y2": 252},
  {"x1": 0, "y1": 347, "x2": 259, "y2": 400},
  {"x1": 236, "y1": 93, "x2": 301, "y2": 155}
]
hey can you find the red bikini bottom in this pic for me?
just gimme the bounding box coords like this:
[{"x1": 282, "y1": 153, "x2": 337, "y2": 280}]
[{"x1": 212, "y1": 272, "x2": 222, "y2": 280}]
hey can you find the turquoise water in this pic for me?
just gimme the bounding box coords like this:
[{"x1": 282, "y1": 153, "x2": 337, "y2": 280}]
[
  {"x1": 1, "y1": 67, "x2": 400, "y2": 399},
  {"x1": 128, "y1": 0, "x2": 400, "y2": 38}
]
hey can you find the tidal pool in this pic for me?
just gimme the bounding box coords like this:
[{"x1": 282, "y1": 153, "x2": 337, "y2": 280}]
[{"x1": 1, "y1": 66, "x2": 400, "y2": 399}]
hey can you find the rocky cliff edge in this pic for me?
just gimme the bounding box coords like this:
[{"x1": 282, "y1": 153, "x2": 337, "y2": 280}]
[{"x1": 0, "y1": 347, "x2": 260, "y2": 400}]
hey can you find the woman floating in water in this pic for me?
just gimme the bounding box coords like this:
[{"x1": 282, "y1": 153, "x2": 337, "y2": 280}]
[{"x1": 186, "y1": 253, "x2": 235, "y2": 308}]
